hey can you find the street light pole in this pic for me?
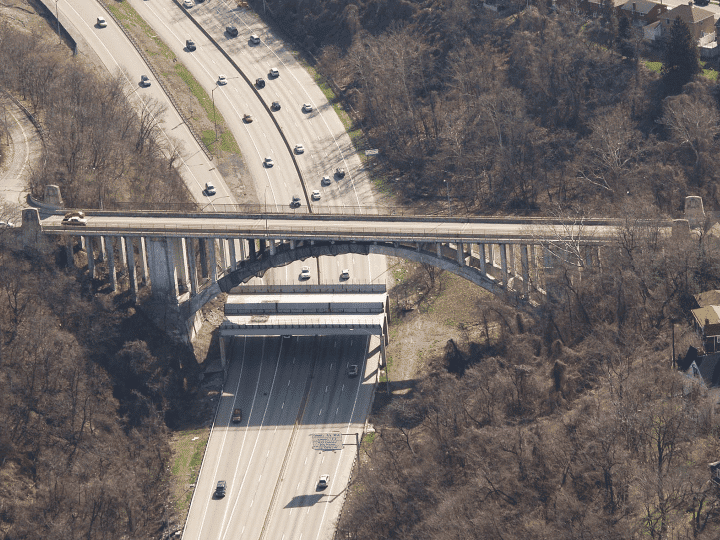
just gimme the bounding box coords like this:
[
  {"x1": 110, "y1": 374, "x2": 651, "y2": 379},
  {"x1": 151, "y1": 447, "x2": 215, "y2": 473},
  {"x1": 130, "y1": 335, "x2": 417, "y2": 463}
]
[
  {"x1": 55, "y1": 0, "x2": 60, "y2": 36},
  {"x1": 444, "y1": 179, "x2": 451, "y2": 217}
]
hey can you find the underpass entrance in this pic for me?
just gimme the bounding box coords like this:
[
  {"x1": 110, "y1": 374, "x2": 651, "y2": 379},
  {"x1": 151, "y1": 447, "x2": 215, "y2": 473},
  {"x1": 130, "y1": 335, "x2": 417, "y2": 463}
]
[{"x1": 217, "y1": 285, "x2": 389, "y2": 370}]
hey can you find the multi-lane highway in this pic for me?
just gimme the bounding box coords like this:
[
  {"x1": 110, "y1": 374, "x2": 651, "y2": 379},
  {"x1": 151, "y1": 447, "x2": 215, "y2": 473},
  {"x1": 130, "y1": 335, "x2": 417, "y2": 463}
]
[
  {"x1": 56, "y1": 0, "x2": 387, "y2": 537},
  {"x1": 184, "y1": 334, "x2": 379, "y2": 540},
  {"x1": 56, "y1": 0, "x2": 234, "y2": 205}
]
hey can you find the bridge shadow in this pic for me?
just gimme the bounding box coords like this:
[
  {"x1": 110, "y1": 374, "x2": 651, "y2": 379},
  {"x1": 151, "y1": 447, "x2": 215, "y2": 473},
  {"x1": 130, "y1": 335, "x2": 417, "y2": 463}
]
[{"x1": 284, "y1": 493, "x2": 324, "y2": 508}]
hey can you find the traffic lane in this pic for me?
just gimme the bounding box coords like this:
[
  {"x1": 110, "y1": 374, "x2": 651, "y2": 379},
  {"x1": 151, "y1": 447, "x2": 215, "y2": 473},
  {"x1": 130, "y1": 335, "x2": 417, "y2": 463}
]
[
  {"x1": 266, "y1": 337, "x2": 372, "y2": 540},
  {"x1": 183, "y1": 336, "x2": 267, "y2": 540},
  {"x1": 220, "y1": 336, "x2": 318, "y2": 540},
  {"x1": 64, "y1": 0, "x2": 229, "y2": 204},
  {"x1": 125, "y1": 0, "x2": 295, "y2": 208}
]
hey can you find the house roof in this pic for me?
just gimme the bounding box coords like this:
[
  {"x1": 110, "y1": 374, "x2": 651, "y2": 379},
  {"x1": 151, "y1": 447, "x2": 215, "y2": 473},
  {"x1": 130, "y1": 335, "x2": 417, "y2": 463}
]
[
  {"x1": 695, "y1": 290, "x2": 720, "y2": 308},
  {"x1": 678, "y1": 345, "x2": 699, "y2": 372},
  {"x1": 621, "y1": 0, "x2": 658, "y2": 14},
  {"x1": 692, "y1": 305, "x2": 720, "y2": 337},
  {"x1": 664, "y1": 3, "x2": 714, "y2": 24},
  {"x1": 697, "y1": 352, "x2": 720, "y2": 387},
  {"x1": 645, "y1": 20, "x2": 662, "y2": 29}
]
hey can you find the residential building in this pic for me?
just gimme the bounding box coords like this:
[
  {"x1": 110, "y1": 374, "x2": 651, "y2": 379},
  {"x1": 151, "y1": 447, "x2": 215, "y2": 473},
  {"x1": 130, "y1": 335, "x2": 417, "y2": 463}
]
[{"x1": 621, "y1": 0, "x2": 668, "y2": 26}]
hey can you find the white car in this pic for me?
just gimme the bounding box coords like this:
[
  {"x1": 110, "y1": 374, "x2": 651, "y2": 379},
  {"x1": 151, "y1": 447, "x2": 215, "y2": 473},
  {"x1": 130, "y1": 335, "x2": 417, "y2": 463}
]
[
  {"x1": 264, "y1": 157, "x2": 274, "y2": 167},
  {"x1": 340, "y1": 269, "x2": 350, "y2": 280},
  {"x1": 311, "y1": 190, "x2": 321, "y2": 201},
  {"x1": 250, "y1": 34, "x2": 260, "y2": 44},
  {"x1": 269, "y1": 67, "x2": 279, "y2": 78},
  {"x1": 96, "y1": 17, "x2": 107, "y2": 28},
  {"x1": 321, "y1": 175, "x2": 331, "y2": 186},
  {"x1": 317, "y1": 474, "x2": 329, "y2": 489},
  {"x1": 302, "y1": 103, "x2": 313, "y2": 113},
  {"x1": 205, "y1": 182, "x2": 216, "y2": 196},
  {"x1": 300, "y1": 266, "x2": 311, "y2": 280},
  {"x1": 294, "y1": 144, "x2": 304, "y2": 154},
  {"x1": 0, "y1": 220, "x2": 15, "y2": 229},
  {"x1": 183, "y1": 0, "x2": 193, "y2": 7},
  {"x1": 218, "y1": 74, "x2": 227, "y2": 85}
]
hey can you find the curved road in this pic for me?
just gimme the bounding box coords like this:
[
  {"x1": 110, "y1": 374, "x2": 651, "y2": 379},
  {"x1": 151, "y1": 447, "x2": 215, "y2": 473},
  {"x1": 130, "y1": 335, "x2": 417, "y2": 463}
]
[{"x1": 57, "y1": 0, "x2": 234, "y2": 205}]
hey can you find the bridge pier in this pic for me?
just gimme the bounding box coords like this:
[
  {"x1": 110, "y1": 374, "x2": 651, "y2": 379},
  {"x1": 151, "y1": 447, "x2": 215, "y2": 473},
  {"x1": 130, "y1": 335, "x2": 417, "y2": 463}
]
[
  {"x1": 125, "y1": 237, "x2": 138, "y2": 302},
  {"x1": 86, "y1": 236, "x2": 96, "y2": 279},
  {"x1": 187, "y1": 239, "x2": 199, "y2": 296},
  {"x1": 105, "y1": 236, "x2": 117, "y2": 292}
]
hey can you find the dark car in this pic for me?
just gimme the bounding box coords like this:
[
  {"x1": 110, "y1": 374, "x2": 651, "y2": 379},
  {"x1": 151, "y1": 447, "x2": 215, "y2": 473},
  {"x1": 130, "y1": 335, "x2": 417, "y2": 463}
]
[
  {"x1": 140, "y1": 75, "x2": 151, "y2": 87},
  {"x1": 348, "y1": 364, "x2": 359, "y2": 377},
  {"x1": 290, "y1": 195, "x2": 301, "y2": 209},
  {"x1": 226, "y1": 25, "x2": 238, "y2": 37},
  {"x1": 186, "y1": 39, "x2": 196, "y2": 51},
  {"x1": 271, "y1": 101, "x2": 281, "y2": 111},
  {"x1": 231, "y1": 408, "x2": 243, "y2": 423},
  {"x1": 215, "y1": 480, "x2": 226, "y2": 498},
  {"x1": 335, "y1": 167, "x2": 346, "y2": 178},
  {"x1": 255, "y1": 77, "x2": 265, "y2": 88}
]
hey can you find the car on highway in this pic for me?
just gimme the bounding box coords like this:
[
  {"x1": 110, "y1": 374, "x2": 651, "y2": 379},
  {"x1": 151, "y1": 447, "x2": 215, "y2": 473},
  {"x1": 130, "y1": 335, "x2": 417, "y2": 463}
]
[
  {"x1": 226, "y1": 25, "x2": 238, "y2": 37},
  {"x1": 311, "y1": 190, "x2": 321, "y2": 201},
  {"x1": 335, "y1": 167, "x2": 346, "y2": 178},
  {"x1": 204, "y1": 182, "x2": 216, "y2": 196},
  {"x1": 243, "y1": 113, "x2": 253, "y2": 123},
  {"x1": 183, "y1": 0, "x2": 193, "y2": 7},
  {"x1": 250, "y1": 34, "x2": 260, "y2": 44},
  {"x1": 214, "y1": 480, "x2": 226, "y2": 498},
  {"x1": 302, "y1": 103, "x2": 313, "y2": 113},
  {"x1": 291, "y1": 195, "x2": 302, "y2": 209},
  {"x1": 255, "y1": 77, "x2": 265, "y2": 88},
  {"x1": 317, "y1": 475, "x2": 329, "y2": 490},
  {"x1": 348, "y1": 364, "x2": 358, "y2": 377},
  {"x1": 341, "y1": 269, "x2": 350, "y2": 281},
  {"x1": 139, "y1": 75, "x2": 151, "y2": 87},
  {"x1": 269, "y1": 67, "x2": 279, "y2": 78},
  {"x1": 231, "y1": 408, "x2": 243, "y2": 423},
  {"x1": 264, "y1": 157, "x2": 274, "y2": 168},
  {"x1": 186, "y1": 39, "x2": 196, "y2": 51},
  {"x1": 300, "y1": 266, "x2": 311, "y2": 280},
  {"x1": 321, "y1": 175, "x2": 331, "y2": 186},
  {"x1": 218, "y1": 74, "x2": 227, "y2": 85},
  {"x1": 271, "y1": 101, "x2": 281, "y2": 111},
  {"x1": 0, "y1": 221, "x2": 15, "y2": 229},
  {"x1": 96, "y1": 17, "x2": 107, "y2": 28},
  {"x1": 294, "y1": 144, "x2": 304, "y2": 154}
]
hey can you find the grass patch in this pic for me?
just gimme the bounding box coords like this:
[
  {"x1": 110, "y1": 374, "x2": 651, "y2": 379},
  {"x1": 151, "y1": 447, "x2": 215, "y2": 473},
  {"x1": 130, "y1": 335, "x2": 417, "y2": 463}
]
[
  {"x1": 362, "y1": 432, "x2": 377, "y2": 445},
  {"x1": 644, "y1": 61, "x2": 662, "y2": 73},
  {"x1": 107, "y1": 2, "x2": 175, "y2": 60},
  {"x1": 169, "y1": 428, "x2": 210, "y2": 515}
]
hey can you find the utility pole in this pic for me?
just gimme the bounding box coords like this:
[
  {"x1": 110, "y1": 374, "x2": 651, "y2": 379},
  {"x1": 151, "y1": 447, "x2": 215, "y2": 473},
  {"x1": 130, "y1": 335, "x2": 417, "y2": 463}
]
[{"x1": 55, "y1": 0, "x2": 60, "y2": 36}]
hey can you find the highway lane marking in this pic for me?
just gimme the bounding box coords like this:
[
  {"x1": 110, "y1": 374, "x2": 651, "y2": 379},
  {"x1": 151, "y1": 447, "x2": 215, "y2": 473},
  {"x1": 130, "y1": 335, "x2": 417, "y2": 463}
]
[
  {"x1": 188, "y1": 336, "x2": 248, "y2": 540},
  {"x1": 61, "y1": 1, "x2": 218, "y2": 207},
  {"x1": 312, "y1": 335, "x2": 372, "y2": 540},
  {"x1": 217, "y1": 0, "x2": 364, "y2": 207},
  {"x1": 220, "y1": 340, "x2": 284, "y2": 540}
]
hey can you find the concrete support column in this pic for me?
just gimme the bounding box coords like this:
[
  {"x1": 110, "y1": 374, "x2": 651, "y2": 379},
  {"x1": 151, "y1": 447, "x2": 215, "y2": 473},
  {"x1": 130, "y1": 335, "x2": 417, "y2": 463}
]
[
  {"x1": 269, "y1": 238, "x2": 275, "y2": 256},
  {"x1": 198, "y1": 238, "x2": 209, "y2": 278},
  {"x1": 65, "y1": 237, "x2": 75, "y2": 267},
  {"x1": 104, "y1": 236, "x2": 117, "y2": 292},
  {"x1": 125, "y1": 237, "x2": 138, "y2": 302},
  {"x1": 456, "y1": 241, "x2": 464, "y2": 266},
  {"x1": 98, "y1": 236, "x2": 106, "y2": 262},
  {"x1": 208, "y1": 239, "x2": 218, "y2": 283},
  {"x1": 139, "y1": 237, "x2": 149, "y2": 285},
  {"x1": 259, "y1": 239, "x2": 266, "y2": 255},
  {"x1": 238, "y1": 238, "x2": 246, "y2": 261},
  {"x1": 119, "y1": 235, "x2": 127, "y2": 271},
  {"x1": 380, "y1": 336, "x2": 387, "y2": 368},
  {"x1": 290, "y1": 240, "x2": 295, "y2": 250},
  {"x1": 529, "y1": 244, "x2": 538, "y2": 288},
  {"x1": 175, "y1": 238, "x2": 190, "y2": 294},
  {"x1": 146, "y1": 237, "x2": 179, "y2": 301},
  {"x1": 507, "y1": 244, "x2": 515, "y2": 276},
  {"x1": 219, "y1": 335, "x2": 228, "y2": 371},
  {"x1": 500, "y1": 244, "x2": 508, "y2": 287},
  {"x1": 436, "y1": 243, "x2": 442, "y2": 258},
  {"x1": 86, "y1": 236, "x2": 96, "y2": 279},
  {"x1": 249, "y1": 238, "x2": 257, "y2": 260},
  {"x1": 521, "y1": 244, "x2": 529, "y2": 293},
  {"x1": 478, "y1": 243, "x2": 486, "y2": 274},
  {"x1": 186, "y1": 239, "x2": 199, "y2": 296},
  {"x1": 229, "y1": 239, "x2": 237, "y2": 270}
]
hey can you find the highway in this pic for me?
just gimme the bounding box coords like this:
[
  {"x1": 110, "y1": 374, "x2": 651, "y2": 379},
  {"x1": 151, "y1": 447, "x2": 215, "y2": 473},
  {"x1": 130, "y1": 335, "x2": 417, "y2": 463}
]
[
  {"x1": 184, "y1": 334, "x2": 378, "y2": 540},
  {"x1": 120, "y1": 0, "x2": 387, "y2": 285},
  {"x1": 56, "y1": 0, "x2": 234, "y2": 205},
  {"x1": 58, "y1": 0, "x2": 387, "y2": 537}
]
